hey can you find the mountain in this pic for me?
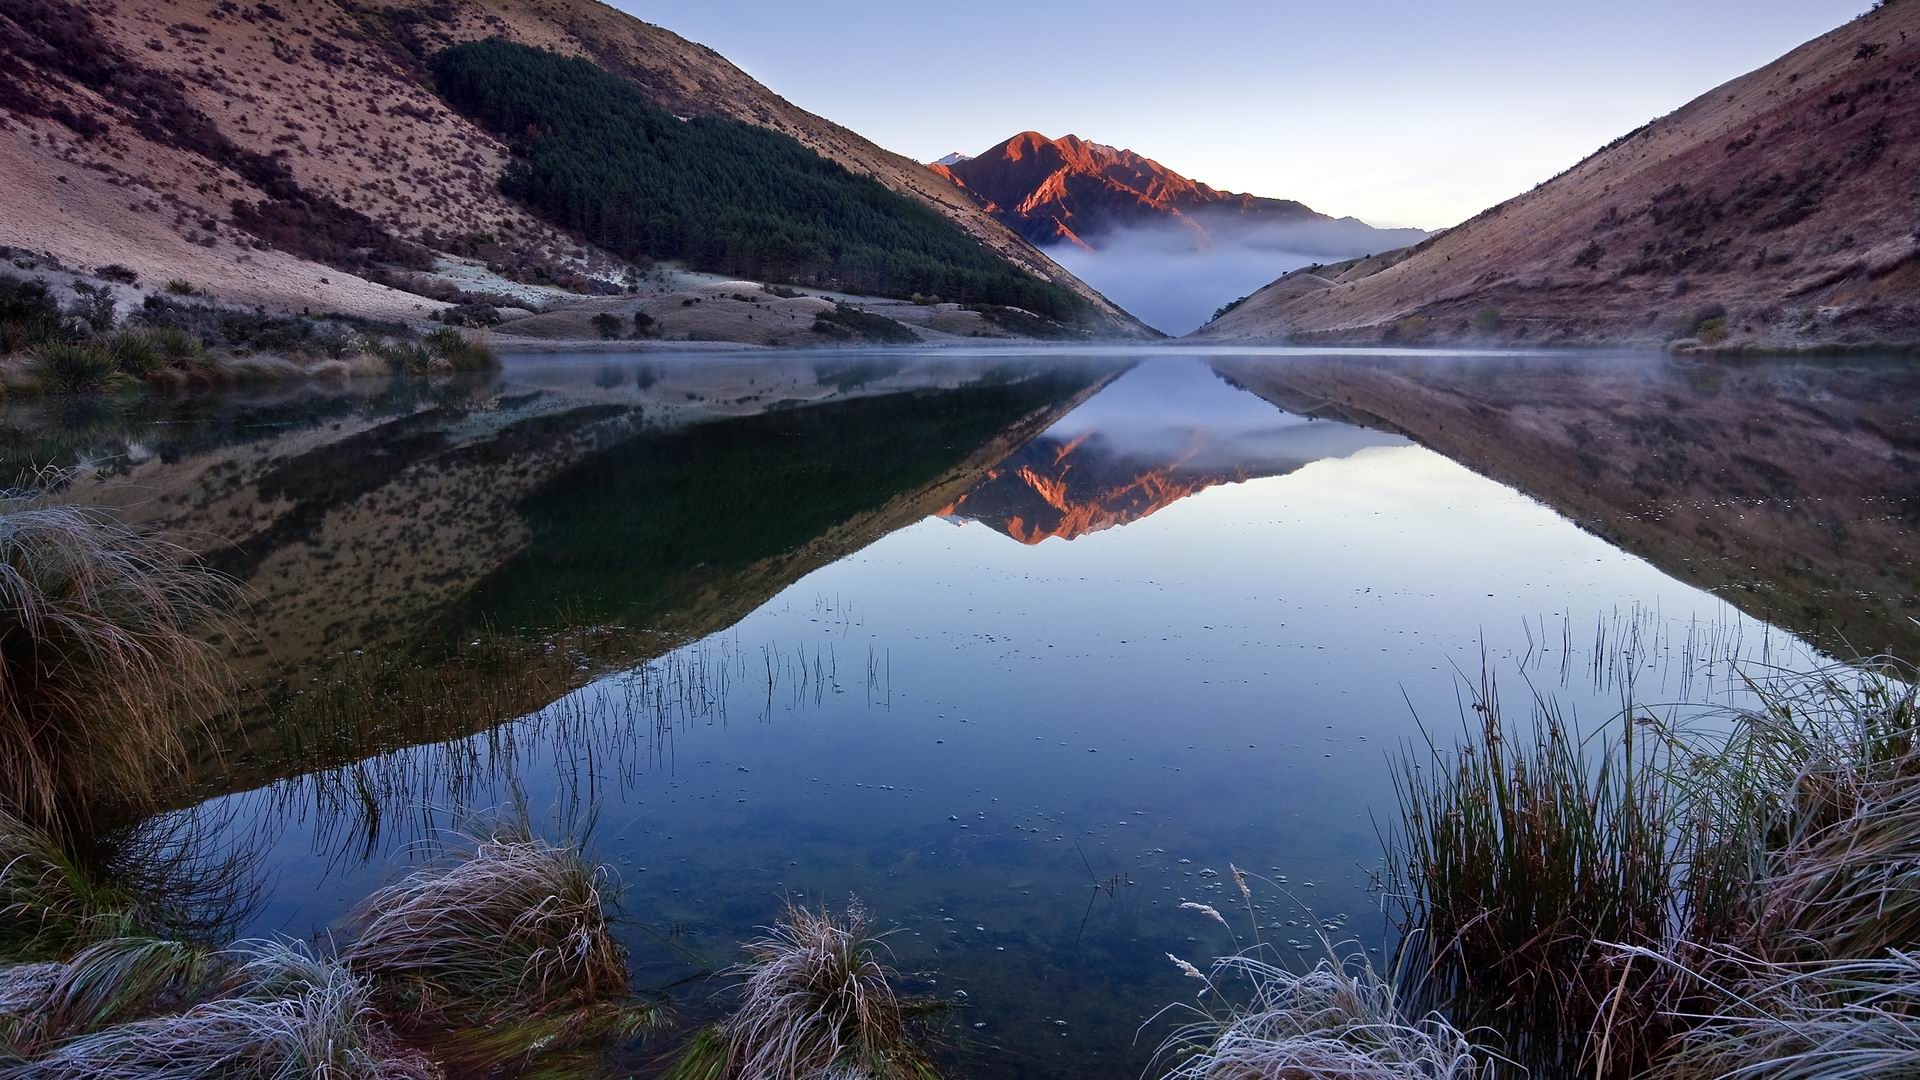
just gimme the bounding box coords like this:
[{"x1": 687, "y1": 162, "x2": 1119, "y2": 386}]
[
  {"x1": 932, "y1": 131, "x2": 1426, "y2": 334},
  {"x1": 932, "y1": 152, "x2": 972, "y2": 167},
  {"x1": 1198, "y1": 3, "x2": 1920, "y2": 349},
  {"x1": 932, "y1": 132, "x2": 1426, "y2": 256},
  {"x1": 0, "y1": 0, "x2": 1146, "y2": 338},
  {"x1": 1210, "y1": 353, "x2": 1920, "y2": 658}
]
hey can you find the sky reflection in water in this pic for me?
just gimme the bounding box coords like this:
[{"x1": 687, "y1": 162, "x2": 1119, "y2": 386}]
[{"x1": 196, "y1": 354, "x2": 1819, "y2": 1079}]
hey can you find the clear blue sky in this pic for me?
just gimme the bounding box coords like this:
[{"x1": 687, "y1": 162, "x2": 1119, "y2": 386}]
[{"x1": 612, "y1": 0, "x2": 1867, "y2": 229}]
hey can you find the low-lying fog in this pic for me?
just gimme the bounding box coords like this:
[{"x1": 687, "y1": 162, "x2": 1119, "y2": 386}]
[{"x1": 1049, "y1": 218, "x2": 1427, "y2": 336}]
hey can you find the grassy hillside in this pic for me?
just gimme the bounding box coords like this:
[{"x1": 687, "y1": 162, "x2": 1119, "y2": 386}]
[
  {"x1": 1198, "y1": 3, "x2": 1920, "y2": 350},
  {"x1": 0, "y1": 0, "x2": 1146, "y2": 335},
  {"x1": 432, "y1": 40, "x2": 1085, "y2": 321}
]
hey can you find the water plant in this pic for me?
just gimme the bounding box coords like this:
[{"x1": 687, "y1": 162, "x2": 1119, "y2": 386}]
[
  {"x1": 1388, "y1": 670, "x2": 1684, "y2": 1075},
  {"x1": 1385, "y1": 656, "x2": 1920, "y2": 1076},
  {"x1": 665, "y1": 899, "x2": 938, "y2": 1080}
]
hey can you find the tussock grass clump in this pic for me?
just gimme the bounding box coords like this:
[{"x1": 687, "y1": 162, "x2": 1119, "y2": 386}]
[
  {"x1": 667, "y1": 899, "x2": 937, "y2": 1080},
  {"x1": 370, "y1": 339, "x2": 433, "y2": 376},
  {"x1": 1150, "y1": 876, "x2": 1496, "y2": 1080},
  {"x1": 0, "y1": 810, "x2": 140, "y2": 961},
  {"x1": 0, "y1": 937, "x2": 213, "y2": 1057},
  {"x1": 0, "y1": 491, "x2": 238, "y2": 833},
  {"x1": 1392, "y1": 656, "x2": 1920, "y2": 1076},
  {"x1": 5, "y1": 942, "x2": 430, "y2": 1080},
  {"x1": 1390, "y1": 673, "x2": 1683, "y2": 1074},
  {"x1": 1706, "y1": 663, "x2": 1920, "y2": 963},
  {"x1": 340, "y1": 822, "x2": 632, "y2": 1031},
  {"x1": 1617, "y1": 660, "x2": 1920, "y2": 1078},
  {"x1": 103, "y1": 329, "x2": 161, "y2": 377},
  {"x1": 27, "y1": 342, "x2": 130, "y2": 395},
  {"x1": 421, "y1": 327, "x2": 496, "y2": 372},
  {"x1": 1626, "y1": 947, "x2": 1920, "y2": 1080}
]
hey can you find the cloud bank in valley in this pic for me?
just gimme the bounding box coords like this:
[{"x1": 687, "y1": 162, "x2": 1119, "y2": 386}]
[{"x1": 1048, "y1": 219, "x2": 1426, "y2": 337}]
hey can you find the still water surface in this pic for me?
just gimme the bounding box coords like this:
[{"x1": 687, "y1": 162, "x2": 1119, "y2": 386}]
[{"x1": 12, "y1": 347, "x2": 1916, "y2": 1077}]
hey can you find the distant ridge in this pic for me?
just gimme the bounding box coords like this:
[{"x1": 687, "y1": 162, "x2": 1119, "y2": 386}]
[{"x1": 932, "y1": 131, "x2": 1426, "y2": 254}]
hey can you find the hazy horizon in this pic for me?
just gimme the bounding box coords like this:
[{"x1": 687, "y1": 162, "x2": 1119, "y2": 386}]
[{"x1": 615, "y1": 0, "x2": 1868, "y2": 230}]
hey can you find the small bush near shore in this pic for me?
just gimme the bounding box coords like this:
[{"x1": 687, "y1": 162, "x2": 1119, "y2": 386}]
[
  {"x1": 421, "y1": 327, "x2": 495, "y2": 371},
  {"x1": 28, "y1": 342, "x2": 130, "y2": 394},
  {"x1": 812, "y1": 303, "x2": 917, "y2": 345},
  {"x1": 2, "y1": 274, "x2": 496, "y2": 395}
]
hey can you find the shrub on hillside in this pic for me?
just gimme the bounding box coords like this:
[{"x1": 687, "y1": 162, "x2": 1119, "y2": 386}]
[
  {"x1": 66, "y1": 283, "x2": 114, "y2": 335},
  {"x1": 0, "y1": 275, "x2": 67, "y2": 354},
  {"x1": 812, "y1": 303, "x2": 917, "y2": 344}
]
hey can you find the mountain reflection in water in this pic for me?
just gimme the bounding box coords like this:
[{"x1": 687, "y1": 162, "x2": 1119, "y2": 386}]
[
  {"x1": 941, "y1": 359, "x2": 1405, "y2": 543},
  {"x1": 2, "y1": 347, "x2": 1911, "y2": 1080}
]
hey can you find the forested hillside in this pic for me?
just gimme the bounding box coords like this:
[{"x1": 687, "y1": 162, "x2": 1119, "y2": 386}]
[{"x1": 432, "y1": 39, "x2": 1085, "y2": 319}]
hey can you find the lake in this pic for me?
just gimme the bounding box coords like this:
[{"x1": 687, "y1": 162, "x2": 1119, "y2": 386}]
[{"x1": 11, "y1": 347, "x2": 1916, "y2": 1078}]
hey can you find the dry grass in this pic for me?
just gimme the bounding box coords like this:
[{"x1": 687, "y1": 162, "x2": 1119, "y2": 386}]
[
  {"x1": 1616, "y1": 946, "x2": 1920, "y2": 1080},
  {"x1": 338, "y1": 817, "x2": 643, "y2": 1067},
  {"x1": 0, "y1": 485, "x2": 239, "y2": 833},
  {"x1": 1614, "y1": 660, "x2": 1920, "y2": 1078},
  {"x1": 1150, "y1": 952, "x2": 1495, "y2": 1080},
  {"x1": 667, "y1": 899, "x2": 937, "y2": 1080},
  {"x1": 0, "y1": 937, "x2": 213, "y2": 1058},
  {"x1": 3, "y1": 941, "x2": 431, "y2": 1080}
]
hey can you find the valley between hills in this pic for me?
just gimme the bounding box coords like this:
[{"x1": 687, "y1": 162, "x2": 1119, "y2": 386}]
[{"x1": 2, "y1": 0, "x2": 1916, "y2": 359}]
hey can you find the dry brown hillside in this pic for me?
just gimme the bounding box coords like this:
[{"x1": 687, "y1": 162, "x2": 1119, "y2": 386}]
[
  {"x1": 0, "y1": 0, "x2": 1144, "y2": 332},
  {"x1": 1199, "y1": 2, "x2": 1920, "y2": 350}
]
